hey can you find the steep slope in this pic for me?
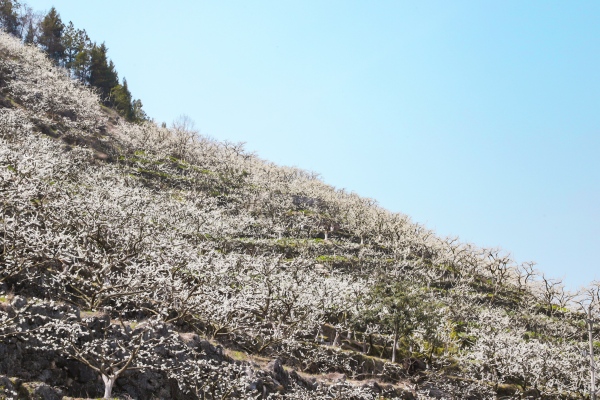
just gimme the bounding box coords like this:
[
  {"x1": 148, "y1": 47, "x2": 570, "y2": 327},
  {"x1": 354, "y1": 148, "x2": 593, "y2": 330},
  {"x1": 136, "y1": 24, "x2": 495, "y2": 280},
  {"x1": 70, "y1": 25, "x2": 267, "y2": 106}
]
[{"x1": 0, "y1": 32, "x2": 597, "y2": 400}]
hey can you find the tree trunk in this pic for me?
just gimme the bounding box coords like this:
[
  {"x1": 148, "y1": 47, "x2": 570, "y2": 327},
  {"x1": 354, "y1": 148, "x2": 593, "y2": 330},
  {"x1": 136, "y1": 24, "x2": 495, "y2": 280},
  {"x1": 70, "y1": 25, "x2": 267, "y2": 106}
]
[
  {"x1": 588, "y1": 315, "x2": 596, "y2": 400},
  {"x1": 392, "y1": 327, "x2": 399, "y2": 363},
  {"x1": 315, "y1": 327, "x2": 322, "y2": 343},
  {"x1": 102, "y1": 374, "x2": 116, "y2": 399},
  {"x1": 333, "y1": 330, "x2": 341, "y2": 347},
  {"x1": 362, "y1": 334, "x2": 367, "y2": 354}
]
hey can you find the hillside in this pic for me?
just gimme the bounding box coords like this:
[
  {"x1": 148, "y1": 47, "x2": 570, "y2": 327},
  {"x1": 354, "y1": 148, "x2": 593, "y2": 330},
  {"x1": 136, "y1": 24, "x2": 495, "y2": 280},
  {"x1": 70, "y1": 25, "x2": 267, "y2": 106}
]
[{"x1": 0, "y1": 31, "x2": 598, "y2": 400}]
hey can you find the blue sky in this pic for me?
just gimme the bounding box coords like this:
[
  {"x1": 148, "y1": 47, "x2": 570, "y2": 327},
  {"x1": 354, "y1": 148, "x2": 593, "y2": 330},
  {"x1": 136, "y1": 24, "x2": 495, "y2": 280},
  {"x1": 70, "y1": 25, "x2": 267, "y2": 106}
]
[{"x1": 28, "y1": 1, "x2": 600, "y2": 288}]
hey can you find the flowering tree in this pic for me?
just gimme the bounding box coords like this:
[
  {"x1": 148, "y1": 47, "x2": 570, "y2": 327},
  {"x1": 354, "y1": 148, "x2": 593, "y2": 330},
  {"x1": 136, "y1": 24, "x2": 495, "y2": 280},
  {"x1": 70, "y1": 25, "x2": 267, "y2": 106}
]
[
  {"x1": 35, "y1": 316, "x2": 179, "y2": 399},
  {"x1": 4, "y1": 28, "x2": 600, "y2": 398},
  {"x1": 575, "y1": 283, "x2": 600, "y2": 399}
]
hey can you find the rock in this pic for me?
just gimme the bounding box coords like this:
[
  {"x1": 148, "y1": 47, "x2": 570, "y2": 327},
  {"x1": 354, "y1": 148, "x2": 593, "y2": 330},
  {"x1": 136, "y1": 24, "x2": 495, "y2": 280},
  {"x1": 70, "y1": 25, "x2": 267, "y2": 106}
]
[
  {"x1": 247, "y1": 377, "x2": 263, "y2": 393},
  {"x1": 426, "y1": 388, "x2": 447, "y2": 399},
  {"x1": 27, "y1": 303, "x2": 79, "y2": 322},
  {"x1": 0, "y1": 375, "x2": 18, "y2": 398},
  {"x1": 289, "y1": 370, "x2": 317, "y2": 390},
  {"x1": 271, "y1": 379, "x2": 285, "y2": 393},
  {"x1": 362, "y1": 380, "x2": 382, "y2": 393},
  {"x1": 266, "y1": 358, "x2": 290, "y2": 388},
  {"x1": 11, "y1": 295, "x2": 27, "y2": 310},
  {"x1": 19, "y1": 382, "x2": 63, "y2": 400},
  {"x1": 66, "y1": 360, "x2": 95, "y2": 384},
  {"x1": 419, "y1": 383, "x2": 451, "y2": 400},
  {"x1": 197, "y1": 340, "x2": 222, "y2": 359},
  {"x1": 80, "y1": 315, "x2": 109, "y2": 331},
  {"x1": 403, "y1": 357, "x2": 426, "y2": 373}
]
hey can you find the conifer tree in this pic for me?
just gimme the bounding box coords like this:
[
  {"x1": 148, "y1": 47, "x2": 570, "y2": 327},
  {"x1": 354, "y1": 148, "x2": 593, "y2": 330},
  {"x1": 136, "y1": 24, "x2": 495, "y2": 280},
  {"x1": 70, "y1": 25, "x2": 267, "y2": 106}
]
[
  {"x1": 61, "y1": 21, "x2": 89, "y2": 73},
  {"x1": 0, "y1": 0, "x2": 20, "y2": 36},
  {"x1": 23, "y1": 20, "x2": 34, "y2": 43},
  {"x1": 72, "y1": 45, "x2": 91, "y2": 82},
  {"x1": 131, "y1": 99, "x2": 147, "y2": 122},
  {"x1": 110, "y1": 79, "x2": 148, "y2": 122},
  {"x1": 111, "y1": 77, "x2": 133, "y2": 120},
  {"x1": 88, "y1": 42, "x2": 118, "y2": 103},
  {"x1": 38, "y1": 7, "x2": 65, "y2": 63}
]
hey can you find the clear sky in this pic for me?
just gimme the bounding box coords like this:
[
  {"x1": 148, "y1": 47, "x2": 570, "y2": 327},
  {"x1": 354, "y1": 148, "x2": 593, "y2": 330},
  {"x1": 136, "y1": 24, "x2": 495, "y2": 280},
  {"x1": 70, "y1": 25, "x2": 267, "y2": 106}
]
[{"x1": 28, "y1": 1, "x2": 600, "y2": 289}]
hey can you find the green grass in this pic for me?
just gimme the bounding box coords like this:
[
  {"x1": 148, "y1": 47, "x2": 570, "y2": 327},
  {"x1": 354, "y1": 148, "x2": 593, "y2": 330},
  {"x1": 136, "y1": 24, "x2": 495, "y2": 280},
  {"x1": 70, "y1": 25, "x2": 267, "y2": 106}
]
[
  {"x1": 227, "y1": 350, "x2": 249, "y2": 361},
  {"x1": 315, "y1": 255, "x2": 356, "y2": 264}
]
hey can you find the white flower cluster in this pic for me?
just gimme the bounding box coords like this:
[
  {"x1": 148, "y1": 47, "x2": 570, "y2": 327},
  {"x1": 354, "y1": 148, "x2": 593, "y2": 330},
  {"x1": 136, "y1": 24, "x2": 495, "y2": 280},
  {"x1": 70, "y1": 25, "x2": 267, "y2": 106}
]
[
  {"x1": 1, "y1": 30, "x2": 599, "y2": 399},
  {"x1": 0, "y1": 32, "x2": 105, "y2": 132}
]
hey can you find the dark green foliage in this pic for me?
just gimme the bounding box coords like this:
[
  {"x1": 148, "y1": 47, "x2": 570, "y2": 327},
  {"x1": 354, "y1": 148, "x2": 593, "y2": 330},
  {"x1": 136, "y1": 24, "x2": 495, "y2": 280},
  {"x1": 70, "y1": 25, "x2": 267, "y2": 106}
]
[
  {"x1": 367, "y1": 280, "x2": 422, "y2": 338},
  {"x1": 0, "y1": 0, "x2": 20, "y2": 36},
  {"x1": 110, "y1": 79, "x2": 148, "y2": 122},
  {"x1": 88, "y1": 42, "x2": 118, "y2": 103},
  {"x1": 61, "y1": 21, "x2": 88, "y2": 71},
  {"x1": 111, "y1": 78, "x2": 133, "y2": 119},
  {"x1": 16, "y1": 3, "x2": 149, "y2": 122},
  {"x1": 131, "y1": 98, "x2": 147, "y2": 122},
  {"x1": 364, "y1": 279, "x2": 441, "y2": 363},
  {"x1": 71, "y1": 44, "x2": 91, "y2": 81},
  {"x1": 38, "y1": 7, "x2": 65, "y2": 63}
]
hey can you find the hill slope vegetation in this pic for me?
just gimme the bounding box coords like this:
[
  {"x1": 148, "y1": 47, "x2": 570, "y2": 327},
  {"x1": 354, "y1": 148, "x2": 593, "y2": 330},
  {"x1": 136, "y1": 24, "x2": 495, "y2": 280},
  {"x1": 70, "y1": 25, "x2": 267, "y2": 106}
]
[{"x1": 1, "y1": 31, "x2": 599, "y2": 400}]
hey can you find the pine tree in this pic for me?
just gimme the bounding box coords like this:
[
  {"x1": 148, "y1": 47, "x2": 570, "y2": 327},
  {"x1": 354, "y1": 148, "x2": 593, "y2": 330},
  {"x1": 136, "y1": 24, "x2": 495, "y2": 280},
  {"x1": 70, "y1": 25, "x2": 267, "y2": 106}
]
[
  {"x1": 72, "y1": 46, "x2": 91, "y2": 82},
  {"x1": 88, "y1": 42, "x2": 118, "y2": 104},
  {"x1": 61, "y1": 21, "x2": 89, "y2": 73},
  {"x1": 131, "y1": 99, "x2": 147, "y2": 123},
  {"x1": 0, "y1": 0, "x2": 20, "y2": 36},
  {"x1": 38, "y1": 7, "x2": 65, "y2": 64},
  {"x1": 24, "y1": 20, "x2": 35, "y2": 43},
  {"x1": 110, "y1": 79, "x2": 148, "y2": 122},
  {"x1": 111, "y1": 78, "x2": 133, "y2": 120}
]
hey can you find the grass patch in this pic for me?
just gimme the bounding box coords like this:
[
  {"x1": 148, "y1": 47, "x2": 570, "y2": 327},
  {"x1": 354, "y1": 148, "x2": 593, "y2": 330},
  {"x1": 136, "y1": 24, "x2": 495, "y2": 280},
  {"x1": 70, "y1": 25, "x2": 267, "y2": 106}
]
[
  {"x1": 315, "y1": 255, "x2": 355, "y2": 264},
  {"x1": 227, "y1": 350, "x2": 250, "y2": 361}
]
